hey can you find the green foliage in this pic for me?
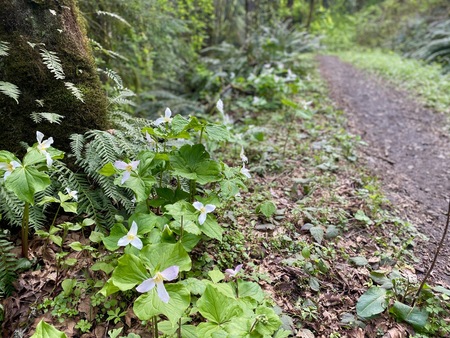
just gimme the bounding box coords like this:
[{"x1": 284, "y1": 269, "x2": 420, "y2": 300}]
[
  {"x1": 0, "y1": 233, "x2": 20, "y2": 296},
  {"x1": 31, "y1": 320, "x2": 67, "y2": 338}
]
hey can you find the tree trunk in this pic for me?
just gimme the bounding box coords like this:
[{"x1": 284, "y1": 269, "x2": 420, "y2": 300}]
[
  {"x1": 306, "y1": 0, "x2": 315, "y2": 31},
  {"x1": 0, "y1": 0, "x2": 109, "y2": 155}
]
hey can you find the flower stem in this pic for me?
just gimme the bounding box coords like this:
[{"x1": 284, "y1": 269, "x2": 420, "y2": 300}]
[
  {"x1": 412, "y1": 199, "x2": 450, "y2": 306},
  {"x1": 21, "y1": 202, "x2": 30, "y2": 259},
  {"x1": 199, "y1": 127, "x2": 205, "y2": 144},
  {"x1": 180, "y1": 215, "x2": 184, "y2": 241},
  {"x1": 51, "y1": 204, "x2": 61, "y2": 228},
  {"x1": 153, "y1": 316, "x2": 158, "y2": 337}
]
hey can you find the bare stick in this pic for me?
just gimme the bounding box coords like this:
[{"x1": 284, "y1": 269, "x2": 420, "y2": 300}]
[{"x1": 412, "y1": 199, "x2": 450, "y2": 306}]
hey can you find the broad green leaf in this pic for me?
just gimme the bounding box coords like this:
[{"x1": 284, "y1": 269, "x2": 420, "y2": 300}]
[
  {"x1": 133, "y1": 283, "x2": 190, "y2": 323},
  {"x1": 171, "y1": 114, "x2": 191, "y2": 135},
  {"x1": 98, "y1": 162, "x2": 116, "y2": 176},
  {"x1": 98, "y1": 280, "x2": 120, "y2": 297},
  {"x1": 390, "y1": 301, "x2": 428, "y2": 330},
  {"x1": 356, "y1": 287, "x2": 387, "y2": 318},
  {"x1": 117, "y1": 173, "x2": 156, "y2": 202},
  {"x1": 140, "y1": 242, "x2": 191, "y2": 273},
  {"x1": 180, "y1": 232, "x2": 201, "y2": 252},
  {"x1": 224, "y1": 318, "x2": 257, "y2": 338},
  {"x1": 180, "y1": 277, "x2": 206, "y2": 295},
  {"x1": 102, "y1": 223, "x2": 128, "y2": 251},
  {"x1": 257, "y1": 201, "x2": 276, "y2": 218},
  {"x1": 309, "y1": 226, "x2": 324, "y2": 244},
  {"x1": 111, "y1": 254, "x2": 148, "y2": 290},
  {"x1": 165, "y1": 200, "x2": 198, "y2": 222},
  {"x1": 31, "y1": 320, "x2": 67, "y2": 338},
  {"x1": 200, "y1": 217, "x2": 223, "y2": 241},
  {"x1": 197, "y1": 322, "x2": 227, "y2": 338},
  {"x1": 170, "y1": 144, "x2": 221, "y2": 184},
  {"x1": 197, "y1": 284, "x2": 242, "y2": 324},
  {"x1": 205, "y1": 124, "x2": 230, "y2": 142},
  {"x1": 350, "y1": 256, "x2": 369, "y2": 266},
  {"x1": 5, "y1": 166, "x2": 51, "y2": 204},
  {"x1": 60, "y1": 201, "x2": 77, "y2": 213},
  {"x1": 355, "y1": 210, "x2": 373, "y2": 225},
  {"x1": 309, "y1": 276, "x2": 320, "y2": 291},
  {"x1": 238, "y1": 280, "x2": 265, "y2": 303},
  {"x1": 254, "y1": 306, "x2": 282, "y2": 336},
  {"x1": 208, "y1": 269, "x2": 225, "y2": 283}
]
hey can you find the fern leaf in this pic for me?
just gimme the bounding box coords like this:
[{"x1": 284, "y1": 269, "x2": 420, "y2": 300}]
[
  {"x1": 0, "y1": 81, "x2": 20, "y2": 103},
  {"x1": 0, "y1": 41, "x2": 9, "y2": 56},
  {"x1": 96, "y1": 10, "x2": 131, "y2": 27},
  {"x1": 98, "y1": 68, "x2": 123, "y2": 89},
  {"x1": 109, "y1": 89, "x2": 136, "y2": 106},
  {"x1": 40, "y1": 49, "x2": 65, "y2": 80},
  {"x1": 30, "y1": 112, "x2": 65, "y2": 124},
  {"x1": 64, "y1": 82, "x2": 85, "y2": 103}
]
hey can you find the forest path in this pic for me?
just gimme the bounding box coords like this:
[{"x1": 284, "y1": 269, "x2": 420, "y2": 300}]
[{"x1": 317, "y1": 55, "x2": 450, "y2": 286}]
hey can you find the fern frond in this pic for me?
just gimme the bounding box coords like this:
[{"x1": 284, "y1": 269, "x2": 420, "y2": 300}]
[
  {"x1": 0, "y1": 41, "x2": 9, "y2": 57},
  {"x1": 0, "y1": 234, "x2": 17, "y2": 297},
  {"x1": 109, "y1": 89, "x2": 136, "y2": 106},
  {"x1": 0, "y1": 81, "x2": 20, "y2": 103},
  {"x1": 30, "y1": 112, "x2": 65, "y2": 124},
  {"x1": 96, "y1": 10, "x2": 131, "y2": 27},
  {"x1": 64, "y1": 82, "x2": 85, "y2": 102},
  {"x1": 98, "y1": 68, "x2": 123, "y2": 89},
  {"x1": 40, "y1": 49, "x2": 65, "y2": 80}
]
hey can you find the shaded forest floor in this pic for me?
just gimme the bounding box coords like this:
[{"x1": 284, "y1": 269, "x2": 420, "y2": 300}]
[{"x1": 2, "y1": 54, "x2": 450, "y2": 337}]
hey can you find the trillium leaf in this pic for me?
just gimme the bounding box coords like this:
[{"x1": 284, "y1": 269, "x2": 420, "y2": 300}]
[
  {"x1": 111, "y1": 253, "x2": 148, "y2": 290},
  {"x1": 5, "y1": 166, "x2": 51, "y2": 204},
  {"x1": 356, "y1": 286, "x2": 387, "y2": 318},
  {"x1": 133, "y1": 283, "x2": 190, "y2": 323},
  {"x1": 102, "y1": 223, "x2": 128, "y2": 251},
  {"x1": 309, "y1": 226, "x2": 324, "y2": 244},
  {"x1": 31, "y1": 320, "x2": 67, "y2": 338},
  {"x1": 197, "y1": 284, "x2": 242, "y2": 324},
  {"x1": 254, "y1": 306, "x2": 282, "y2": 336},
  {"x1": 200, "y1": 217, "x2": 223, "y2": 241},
  {"x1": 141, "y1": 242, "x2": 191, "y2": 272},
  {"x1": 170, "y1": 144, "x2": 221, "y2": 184},
  {"x1": 205, "y1": 124, "x2": 230, "y2": 142},
  {"x1": 98, "y1": 162, "x2": 116, "y2": 176},
  {"x1": 197, "y1": 322, "x2": 228, "y2": 338},
  {"x1": 118, "y1": 174, "x2": 156, "y2": 202},
  {"x1": 237, "y1": 280, "x2": 265, "y2": 303}
]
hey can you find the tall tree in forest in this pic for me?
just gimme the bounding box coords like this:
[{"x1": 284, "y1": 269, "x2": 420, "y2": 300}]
[{"x1": 0, "y1": 0, "x2": 109, "y2": 155}]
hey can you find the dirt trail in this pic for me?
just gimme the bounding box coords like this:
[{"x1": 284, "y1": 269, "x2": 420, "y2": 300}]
[{"x1": 318, "y1": 55, "x2": 450, "y2": 285}]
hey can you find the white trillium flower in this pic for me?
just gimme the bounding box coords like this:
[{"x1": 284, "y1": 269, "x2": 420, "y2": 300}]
[
  {"x1": 216, "y1": 99, "x2": 224, "y2": 115},
  {"x1": 154, "y1": 107, "x2": 173, "y2": 126},
  {"x1": 65, "y1": 187, "x2": 78, "y2": 201},
  {"x1": 225, "y1": 264, "x2": 243, "y2": 279},
  {"x1": 0, "y1": 160, "x2": 21, "y2": 181},
  {"x1": 136, "y1": 265, "x2": 179, "y2": 303},
  {"x1": 240, "y1": 147, "x2": 248, "y2": 163},
  {"x1": 114, "y1": 160, "x2": 140, "y2": 184},
  {"x1": 118, "y1": 221, "x2": 143, "y2": 250},
  {"x1": 240, "y1": 163, "x2": 251, "y2": 179},
  {"x1": 193, "y1": 201, "x2": 216, "y2": 225},
  {"x1": 36, "y1": 131, "x2": 54, "y2": 167}
]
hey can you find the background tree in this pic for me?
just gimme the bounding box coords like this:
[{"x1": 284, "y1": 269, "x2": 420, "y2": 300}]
[{"x1": 0, "y1": 0, "x2": 109, "y2": 155}]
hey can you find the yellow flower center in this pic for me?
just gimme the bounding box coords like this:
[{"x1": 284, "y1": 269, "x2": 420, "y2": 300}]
[
  {"x1": 154, "y1": 272, "x2": 164, "y2": 283},
  {"x1": 127, "y1": 234, "x2": 135, "y2": 241},
  {"x1": 125, "y1": 164, "x2": 133, "y2": 172},
  {"x1": 200, "y1": 206, "x2": 206, "y2": 213}
]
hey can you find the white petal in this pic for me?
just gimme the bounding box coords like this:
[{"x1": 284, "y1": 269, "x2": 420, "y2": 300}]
[
  {"x1": 43, "y1": 137, "x2": 54, "y2": 148},
  {"x1": 114, "y1": 160, "x2": 128, "y2": 170},
  {"x1": 156, "y1": 281, "x2": 170, "y2": 303},
  {"x1": 0, "y1": 163, "x2": 7, "y2": 170},
  {"x1": 136, "y1": 278, "x2": 155, "y2": 293},
  {"x1": 45, "y1": 152, "x2": 53, "y2": 167},
  {"x1": 130, "y1": 160, "x2": 140, "y2": 170},
  {"x1": 165, "y1": 107, "x2": 172, "y2": 118},
  {"x1": 11, "y1": 161, "x2": 21, "y2": 169},
  {"x1": 117, "y1": 235, "x2": 130, "y2": 247},
  {"x1": 3, "y1": 171, "x2": 11, "y2": 180},
  {"x1": 121, "y1": 171, "x2": 131, "y2": 184},
  {"x1": 154, "y1": 117, "x2": 165, "y2": 126},
  {"x1": 205, "y1": 204, "x2": 216, "y2": 213},
  {"x1": 225, "y1": 268, "x2": 235, "y2": 276},
  {"x1": 129, "y1": 221, "x2": 138, "y2": 236},
  {"x1": 198, "y1": 212, "x2": 207, "y2": 225},
  {"x1": 234, "y1": 264, "x2": 243, "y2": 273},
  {"x1": 192, "y1": 201, "x2": 203, "y2": 211},
  {"x1": 36, "y1": 131, "x2": 44, "y2": 143},
  {"x1": 161, "y1": 266, "x2": 179, "y2": 281},
  {"x1": 216, "y1": 99, "x2": 224, "y2": 115},
  {"x1": 130, "y1": 237, "x2": 143, "y2": 250}
]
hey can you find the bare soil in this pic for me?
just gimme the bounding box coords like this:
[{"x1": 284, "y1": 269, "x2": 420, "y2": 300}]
[{"x1": 318, "y1": 55, "x2": 450, "y2": 286}]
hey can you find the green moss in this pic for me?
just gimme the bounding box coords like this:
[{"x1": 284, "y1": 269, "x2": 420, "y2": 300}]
[{"x1": 0, "y1": 0, "x2": 110, "y2": 156}]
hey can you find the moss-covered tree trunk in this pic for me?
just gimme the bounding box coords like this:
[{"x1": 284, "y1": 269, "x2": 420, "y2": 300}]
[{"x1": 0, "y1": 0, "x2": 109, "y2": 155}]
